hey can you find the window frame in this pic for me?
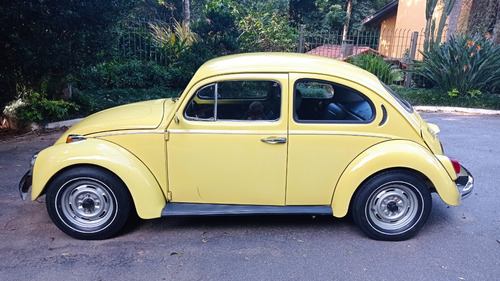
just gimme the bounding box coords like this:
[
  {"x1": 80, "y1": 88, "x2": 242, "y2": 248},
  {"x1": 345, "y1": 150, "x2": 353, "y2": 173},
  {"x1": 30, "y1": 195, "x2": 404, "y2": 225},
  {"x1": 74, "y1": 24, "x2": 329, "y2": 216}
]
[
  {"x1": 293, "y1": 78, "x2": 376, "y2": 124},
  {"x1": 184, "y1": 80, "x2": 282, "y2": 122}
]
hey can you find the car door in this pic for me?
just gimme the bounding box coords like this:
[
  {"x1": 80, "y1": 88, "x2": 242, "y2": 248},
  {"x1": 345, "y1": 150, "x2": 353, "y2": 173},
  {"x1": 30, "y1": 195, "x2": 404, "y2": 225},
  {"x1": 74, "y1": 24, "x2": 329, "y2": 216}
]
[
  {"x1": 167, "y1": 74, "x2": 288, "y2": 205},
  {"x1": 286, "y1": 73, "x2": 388, "y2": 205}
]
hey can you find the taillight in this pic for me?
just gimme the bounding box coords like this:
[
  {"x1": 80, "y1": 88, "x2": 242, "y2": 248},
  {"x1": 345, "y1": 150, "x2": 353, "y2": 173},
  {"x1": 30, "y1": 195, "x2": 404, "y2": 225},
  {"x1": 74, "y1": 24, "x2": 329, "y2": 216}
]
[{"x1": 450, "y1": 158, "x2": 461, "y2": 174}]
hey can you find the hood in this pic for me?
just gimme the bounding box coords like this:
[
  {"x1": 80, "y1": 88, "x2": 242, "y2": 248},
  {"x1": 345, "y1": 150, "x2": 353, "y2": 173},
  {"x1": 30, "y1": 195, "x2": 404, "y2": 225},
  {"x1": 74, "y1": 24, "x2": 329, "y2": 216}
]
[{"x1": 57, "y1": 99, "x2": 172, "y2": 143}]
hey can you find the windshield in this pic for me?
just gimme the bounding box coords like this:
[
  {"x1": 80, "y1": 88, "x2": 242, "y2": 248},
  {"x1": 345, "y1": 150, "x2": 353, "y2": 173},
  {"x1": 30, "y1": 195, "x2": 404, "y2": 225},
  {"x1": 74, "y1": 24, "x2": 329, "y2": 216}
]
[{"x1": 381, "y1": 81, "x2": 413, "y2": 113}]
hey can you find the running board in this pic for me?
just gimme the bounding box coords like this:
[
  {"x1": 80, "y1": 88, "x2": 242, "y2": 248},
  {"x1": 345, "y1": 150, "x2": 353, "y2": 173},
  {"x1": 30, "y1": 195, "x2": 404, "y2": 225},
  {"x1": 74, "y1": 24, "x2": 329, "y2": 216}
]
[{"x1": 161, "y1": 203, "x2": 333, "y2": 217}]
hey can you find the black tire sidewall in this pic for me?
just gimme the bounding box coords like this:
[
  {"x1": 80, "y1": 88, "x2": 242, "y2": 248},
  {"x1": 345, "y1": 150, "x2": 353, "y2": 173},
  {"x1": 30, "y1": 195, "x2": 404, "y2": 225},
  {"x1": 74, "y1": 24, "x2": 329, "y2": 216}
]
[
  {"x1": 46, "y1": 166, "x2": 131, "y2": 240},
  {"x1": 352, "y1": 171, "x2": 432, "y2": 241}
]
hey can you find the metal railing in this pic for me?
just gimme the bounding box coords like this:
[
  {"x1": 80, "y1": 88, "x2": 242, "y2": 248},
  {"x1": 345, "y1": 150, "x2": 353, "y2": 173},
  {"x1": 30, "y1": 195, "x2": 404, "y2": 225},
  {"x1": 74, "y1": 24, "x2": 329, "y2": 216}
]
[{"x1": 298, "y1": 26, "x2": 446, "y2": 62}]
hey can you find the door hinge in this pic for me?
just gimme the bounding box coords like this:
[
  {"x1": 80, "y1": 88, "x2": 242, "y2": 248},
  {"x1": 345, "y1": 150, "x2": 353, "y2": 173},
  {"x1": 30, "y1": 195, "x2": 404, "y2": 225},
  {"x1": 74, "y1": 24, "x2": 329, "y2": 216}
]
[
  {"x1": 167, "y1": 191, "x2": 172, "y2": 201},
  {"x1": 165, "y1": 130, "x2": 170, "y2": 141}
]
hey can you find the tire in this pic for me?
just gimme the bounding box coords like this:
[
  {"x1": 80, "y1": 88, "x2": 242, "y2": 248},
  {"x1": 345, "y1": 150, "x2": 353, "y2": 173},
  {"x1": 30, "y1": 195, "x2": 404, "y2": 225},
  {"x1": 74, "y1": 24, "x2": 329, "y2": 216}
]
[
  {"x1": 351, "y1": 171, "x2": 432, "y2": 241},
  {"x1": 46, "y1": 166, "x2": 132, "y2": 240}
]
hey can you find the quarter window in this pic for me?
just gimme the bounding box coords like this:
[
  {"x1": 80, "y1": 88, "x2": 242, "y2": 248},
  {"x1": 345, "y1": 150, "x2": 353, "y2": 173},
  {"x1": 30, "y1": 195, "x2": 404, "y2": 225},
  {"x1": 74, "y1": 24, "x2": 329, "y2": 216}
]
[
  {"x1": 294, "y1": 79, "x2": 374, "y2": 123},
  {"x1": 185, "y1": 80, "x2": 281, "y2": 121}
]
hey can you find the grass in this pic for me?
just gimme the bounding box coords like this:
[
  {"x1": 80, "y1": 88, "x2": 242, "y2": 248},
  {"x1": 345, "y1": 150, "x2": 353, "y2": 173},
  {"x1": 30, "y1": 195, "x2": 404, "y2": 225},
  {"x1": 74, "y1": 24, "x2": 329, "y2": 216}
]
[{"x1": 392, "y1": 87, "x2": 500, "y2": 110}]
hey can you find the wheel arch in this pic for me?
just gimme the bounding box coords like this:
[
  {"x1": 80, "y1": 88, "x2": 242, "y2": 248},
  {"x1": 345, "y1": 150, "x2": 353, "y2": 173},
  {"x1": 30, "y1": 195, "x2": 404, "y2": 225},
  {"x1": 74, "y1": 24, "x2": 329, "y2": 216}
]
[
  {"x1": 32, "y1": 139, "x2": 166, "y2": 219},
  {"x1": 348, "y1": 167, "x2": 432, "y2": 211},
  {"x1": 330, "y1": 140, "x2": 460, "y2": 218}
]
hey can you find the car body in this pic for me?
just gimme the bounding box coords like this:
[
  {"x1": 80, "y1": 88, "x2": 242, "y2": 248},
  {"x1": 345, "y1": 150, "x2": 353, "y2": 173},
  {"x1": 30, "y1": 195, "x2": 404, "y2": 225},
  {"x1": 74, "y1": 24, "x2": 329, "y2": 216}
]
[{"x1": 19, "y1": 53, "x2": 474, "y2": 240}]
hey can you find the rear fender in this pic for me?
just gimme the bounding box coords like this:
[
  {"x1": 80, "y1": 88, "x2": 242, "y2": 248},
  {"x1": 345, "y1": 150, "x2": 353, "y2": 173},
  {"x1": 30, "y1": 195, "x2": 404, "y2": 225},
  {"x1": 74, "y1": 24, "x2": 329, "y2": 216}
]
[
  {"x1": 32, "y1": 139, "x2": 166, "y2": 219},
  {"x1": 330, "y1": 140, "x2": 461, "y2": 218}
]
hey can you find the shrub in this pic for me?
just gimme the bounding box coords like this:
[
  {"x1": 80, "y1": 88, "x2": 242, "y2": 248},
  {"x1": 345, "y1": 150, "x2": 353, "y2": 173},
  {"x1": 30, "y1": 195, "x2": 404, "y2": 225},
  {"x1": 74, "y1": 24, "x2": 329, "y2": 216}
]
[
  {"x1": 414, "y1": 34, "x2": 500, "y2": 97},
  {"x1": 14, "y1": 89, "x2": 79, "y2": 124},
  {"x1": 347, "y1": 52, "x2": 403, "y2": 85},
  {"x1": 149, "y1": 20, "x2": 198, "y2": 66},
  {"x1": 73, "y1": 60, "x2": 185, "y2": 116}
]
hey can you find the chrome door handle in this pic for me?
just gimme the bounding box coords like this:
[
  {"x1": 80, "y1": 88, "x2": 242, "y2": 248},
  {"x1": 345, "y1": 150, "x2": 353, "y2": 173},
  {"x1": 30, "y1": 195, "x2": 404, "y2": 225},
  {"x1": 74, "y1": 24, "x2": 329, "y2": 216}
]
[{"x1": 261, "y1": 137, "x2": 287, "y2": 144}]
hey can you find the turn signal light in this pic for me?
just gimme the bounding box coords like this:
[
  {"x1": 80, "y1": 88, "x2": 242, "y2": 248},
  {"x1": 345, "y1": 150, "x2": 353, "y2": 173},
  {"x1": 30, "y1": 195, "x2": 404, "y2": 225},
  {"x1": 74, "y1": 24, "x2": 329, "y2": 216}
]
[{"x1": 66, "y1": 134, "x2": 86, "y2": 143}]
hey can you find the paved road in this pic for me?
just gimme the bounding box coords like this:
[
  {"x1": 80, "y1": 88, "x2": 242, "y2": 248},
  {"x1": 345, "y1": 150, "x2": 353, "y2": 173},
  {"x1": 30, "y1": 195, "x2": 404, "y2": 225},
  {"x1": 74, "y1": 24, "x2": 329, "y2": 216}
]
[{"x1": 0, "y1": 113, "x2": 498, "y2": 281}]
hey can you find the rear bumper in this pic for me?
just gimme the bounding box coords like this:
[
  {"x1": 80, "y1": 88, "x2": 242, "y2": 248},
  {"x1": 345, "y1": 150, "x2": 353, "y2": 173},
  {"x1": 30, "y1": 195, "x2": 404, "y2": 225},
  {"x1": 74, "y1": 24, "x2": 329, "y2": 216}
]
[{"x1": 456, "y1": 165, "x2": 474, "y2": 199}]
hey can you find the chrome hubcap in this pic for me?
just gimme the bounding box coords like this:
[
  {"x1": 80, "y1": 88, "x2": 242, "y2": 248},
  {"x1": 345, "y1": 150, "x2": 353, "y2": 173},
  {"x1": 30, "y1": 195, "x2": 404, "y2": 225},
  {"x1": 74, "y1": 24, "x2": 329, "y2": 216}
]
[
  {"x1": 367, "y1": 182, "x2": 421, "y2": 232},
  {"x1": 57, "y1": 178, "x2": 116, "y2": 232}
]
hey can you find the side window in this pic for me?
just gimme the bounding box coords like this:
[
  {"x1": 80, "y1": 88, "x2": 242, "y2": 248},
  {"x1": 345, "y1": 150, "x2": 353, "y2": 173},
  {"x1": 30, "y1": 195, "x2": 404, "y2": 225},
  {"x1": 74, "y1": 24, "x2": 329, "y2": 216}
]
[
  {"x1": 294, "y1": 79, "x2": 374, "y2": 123},
  {"x1": 185, "y1": 80, "x2": 281, "y2": 121},
  {"x1": 185, "y1": 84, "x2": 216, "y2": 120}
]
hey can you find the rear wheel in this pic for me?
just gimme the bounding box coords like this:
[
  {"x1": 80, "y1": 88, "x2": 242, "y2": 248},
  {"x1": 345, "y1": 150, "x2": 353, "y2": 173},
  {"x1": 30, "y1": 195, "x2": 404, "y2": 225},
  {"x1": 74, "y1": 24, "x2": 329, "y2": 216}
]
[
  {"x1": 46, "y1": 166, "x2": 132, "y2": 240},
  {"x1": 351, "y1": 171, "x2": 432, "y2": 241}
]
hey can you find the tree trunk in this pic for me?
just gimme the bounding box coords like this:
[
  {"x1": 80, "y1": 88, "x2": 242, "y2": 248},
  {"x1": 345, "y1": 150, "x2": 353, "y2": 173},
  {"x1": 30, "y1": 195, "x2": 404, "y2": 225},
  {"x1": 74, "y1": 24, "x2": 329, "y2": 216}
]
[
  {"x1": 447, "y1": 0, "x2": 464, "y2": 40},
  {"x1": 183, "y1": 0, "x2": 190, "y2": 27},
  {"x1": 342, "y1": 0, "x2": 352, "y2": 42}
]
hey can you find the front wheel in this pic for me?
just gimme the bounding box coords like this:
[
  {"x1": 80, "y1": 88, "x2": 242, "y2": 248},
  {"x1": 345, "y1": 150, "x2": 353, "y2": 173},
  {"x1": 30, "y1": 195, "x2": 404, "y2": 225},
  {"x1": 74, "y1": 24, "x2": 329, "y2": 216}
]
[
  {"x1": 351, "y1": 171, "x2": 432, "y2": 241},
  {"x1": 46, "y1": 166, "x2": 132, "y2": 240}
]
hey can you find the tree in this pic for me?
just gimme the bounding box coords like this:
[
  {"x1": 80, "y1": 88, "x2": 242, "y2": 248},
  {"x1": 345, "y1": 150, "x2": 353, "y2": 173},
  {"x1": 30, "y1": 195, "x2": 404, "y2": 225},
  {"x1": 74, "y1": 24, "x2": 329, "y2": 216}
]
[
  {"x1": 0, "y1": 0, "x2": 135, "y2": 109},
  {"x1": 290, "y1": 0, "x2": 393, "y2": 33}
]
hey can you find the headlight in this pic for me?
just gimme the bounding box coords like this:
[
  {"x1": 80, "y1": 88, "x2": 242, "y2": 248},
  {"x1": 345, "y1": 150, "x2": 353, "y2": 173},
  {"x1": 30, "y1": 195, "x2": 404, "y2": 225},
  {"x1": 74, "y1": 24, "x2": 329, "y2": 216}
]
[{"x1": 30, "y1": 152, "x2": 39, "y2": 172}]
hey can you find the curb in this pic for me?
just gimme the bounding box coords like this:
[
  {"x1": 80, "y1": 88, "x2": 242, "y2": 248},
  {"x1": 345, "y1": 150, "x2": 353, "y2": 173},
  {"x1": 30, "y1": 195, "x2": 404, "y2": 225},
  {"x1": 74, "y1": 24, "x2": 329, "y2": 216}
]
[
  {"x1": 31, "y1": 118, "x2": 83, "y2": 131},
  {"x1": 414, "y1": 106, "x2": 500, "y2": 115}
]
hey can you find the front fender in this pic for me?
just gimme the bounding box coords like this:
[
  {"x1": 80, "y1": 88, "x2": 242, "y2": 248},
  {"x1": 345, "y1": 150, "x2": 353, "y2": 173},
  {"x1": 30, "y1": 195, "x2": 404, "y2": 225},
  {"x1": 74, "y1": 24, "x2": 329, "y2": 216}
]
[
  {"x1": 32, "y1": 139, "x2": 166, "y2": 219},
  {"x1": 330, "y1": 140, "x2": 461, "y2": 218}
]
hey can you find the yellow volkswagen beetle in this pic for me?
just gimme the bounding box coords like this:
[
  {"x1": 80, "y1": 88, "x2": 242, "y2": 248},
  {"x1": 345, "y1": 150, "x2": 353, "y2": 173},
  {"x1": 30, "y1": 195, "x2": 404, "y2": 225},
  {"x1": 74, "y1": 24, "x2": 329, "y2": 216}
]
[{"x1": 19, "y1": 53, "x2": 473, "y2": 241}]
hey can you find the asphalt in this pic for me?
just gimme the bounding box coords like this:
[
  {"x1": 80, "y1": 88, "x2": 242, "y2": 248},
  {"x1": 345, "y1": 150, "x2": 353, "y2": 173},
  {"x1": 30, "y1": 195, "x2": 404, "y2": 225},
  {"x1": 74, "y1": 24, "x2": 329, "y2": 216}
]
[{"x1": 1, "y1": 110, "x2": 499, "y2": 281}]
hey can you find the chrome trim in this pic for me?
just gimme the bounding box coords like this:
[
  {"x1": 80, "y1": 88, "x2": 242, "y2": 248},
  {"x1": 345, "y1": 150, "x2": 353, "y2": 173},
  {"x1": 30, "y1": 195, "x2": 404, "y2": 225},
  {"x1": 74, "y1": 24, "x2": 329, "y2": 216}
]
[
  {"x1": 168, "y1": 129, "x2": 389, "y2": 139},
  {"x1": 19, "y1": 152, "x2": 38, "y2": 200},
  {"x1": 94, "y1": 130, "x2": 165, "y2": 138},
  {"x1": 261, "y1": 137, "x2": 287, "y2": 144},
  {"x1": 456, "y1": 165, "x2": 474, "y2": 199},
  {"x1": 168, "y1": 129, "x2": 286, "y2": 135},
  {"x1": 290, "y1": 132, "x2": 392, "y2": 138}
]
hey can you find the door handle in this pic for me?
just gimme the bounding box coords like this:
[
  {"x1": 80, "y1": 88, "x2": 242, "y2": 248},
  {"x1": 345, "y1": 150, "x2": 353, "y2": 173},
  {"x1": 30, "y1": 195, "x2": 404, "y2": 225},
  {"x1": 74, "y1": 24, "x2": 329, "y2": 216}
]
[{"x1": 261, "y1": 137, "x2": 287, "y2": 144}]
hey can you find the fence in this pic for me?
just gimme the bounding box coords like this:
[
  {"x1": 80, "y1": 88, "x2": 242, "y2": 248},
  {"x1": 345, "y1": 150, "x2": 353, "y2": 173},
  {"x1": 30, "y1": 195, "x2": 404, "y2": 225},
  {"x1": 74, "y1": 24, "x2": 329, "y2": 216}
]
[
  {"x1": 297, "y1": 27, "x2": 440, "y2": 62},
  {"x1": 116, "y1": 18, "x2": 444, "y2": 87},
  {"x1": 116, "y1": 16, "x2": 172, "y2": 65},
  {"x1": 298, "y1": 27, "x2": 449, "y2": 87}
]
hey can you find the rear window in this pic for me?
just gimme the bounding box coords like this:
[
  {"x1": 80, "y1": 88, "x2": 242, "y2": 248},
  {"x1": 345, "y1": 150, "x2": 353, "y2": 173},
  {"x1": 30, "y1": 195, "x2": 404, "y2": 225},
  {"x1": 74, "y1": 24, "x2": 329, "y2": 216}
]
[{"x1": 381, "y1": 82, "x2": 413, "y2": 113}]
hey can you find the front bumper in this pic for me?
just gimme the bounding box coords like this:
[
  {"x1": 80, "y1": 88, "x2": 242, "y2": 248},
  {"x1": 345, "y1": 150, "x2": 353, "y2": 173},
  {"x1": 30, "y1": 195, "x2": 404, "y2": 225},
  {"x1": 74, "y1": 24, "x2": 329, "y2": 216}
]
[
  {"x1": 456, "y1": 165, "x2": 474, "y2": 199},
  {"x1": 19, "y1": 152, "x2": 37, "y2": 201},
  {"x1": 19, "y1": 170, "x2": 32, "y2": 200}
]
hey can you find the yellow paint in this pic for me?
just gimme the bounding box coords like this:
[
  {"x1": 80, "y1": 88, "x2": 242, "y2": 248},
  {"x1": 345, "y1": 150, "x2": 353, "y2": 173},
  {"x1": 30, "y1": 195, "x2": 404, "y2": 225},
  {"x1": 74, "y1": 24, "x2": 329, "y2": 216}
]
[
  {"x1": 30, "y1": 53, "x2": 463, "y2": 220},
  {"x1": 331, "y1": 140, "x2": 461, "y2": 217},
  {"x1": 97, "y1": 132, "x2": 169, "y2": 196},
  {"x1": 167, "y1": 73, "x2": 289, "y2": 205},
  {"x1": 32, "y1": 139, "x2": 166, "y2": 219}
]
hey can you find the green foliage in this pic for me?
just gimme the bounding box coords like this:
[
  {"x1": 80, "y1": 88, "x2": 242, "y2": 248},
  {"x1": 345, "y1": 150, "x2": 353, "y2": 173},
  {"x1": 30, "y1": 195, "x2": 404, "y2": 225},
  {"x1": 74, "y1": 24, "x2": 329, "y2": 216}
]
[
  {"x1": 15, "y1": 89, "x2": 79, "y2": 124},
  {"x1": 73, "y1": 60, "x2": 184, "y2": 115},
  {"x1": 291, "y1": 0, "x2": 393, "y2": 32},
  {"x1": 394, "y1": 86, "x2": 500, "y2": 110},
  {"x1": 414, "y1": 34, "x2": 500, "y2": 96},
  {"x1": 150, "y1": 20, "x2": 198, "y2": 66},
  {"x1": 0, "y1": 0, "x2": 136, "y2": 108},
  {"x1": 423, "y1": 0, "x2": 456, "y2": 53},
  {"x1": 348, "y1": 53, "x2": 403, "y2": 85},
  {"x1": 193, "y1": 0, "x2": 241, "y2": 56},
  {"x1": 238, "y1": 11, "x2": 298, "y2": 52}
]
